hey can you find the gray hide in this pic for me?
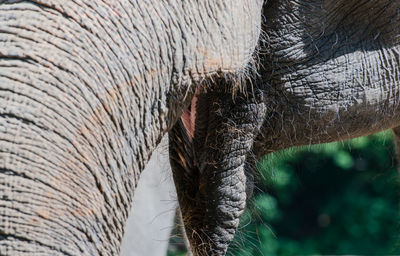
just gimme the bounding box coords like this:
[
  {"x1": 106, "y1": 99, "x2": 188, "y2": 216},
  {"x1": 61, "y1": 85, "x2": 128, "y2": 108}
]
[
  {"x1": 0, "y1": 1, "x2": 263, "y2": 255},
  {"x1": 255, "y1": 0, "x2": 400, "y2": 156},
  {"x1": 168, "y1": 1, "x2": 400, "y2": 255}
]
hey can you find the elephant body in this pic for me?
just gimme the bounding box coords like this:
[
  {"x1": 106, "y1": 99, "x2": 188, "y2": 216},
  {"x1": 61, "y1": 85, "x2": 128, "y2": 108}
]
[
  {"x1": 169, "y1": 1, "x2": 400, "y2": 255},
  {"x1": 1, "y1": 0, "x2": 399, "y2": 255},
  {"x1": 0, "y1": 1, "x2": 263, "y2": 255},
  {"x1": 256, "y1": 0, "x2": 400, "y2": 155}
]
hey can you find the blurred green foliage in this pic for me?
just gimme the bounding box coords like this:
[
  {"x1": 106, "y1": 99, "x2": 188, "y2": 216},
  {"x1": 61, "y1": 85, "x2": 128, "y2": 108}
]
[{"x1": 168, "y1": 131, "x2": 400, "y2": 255}]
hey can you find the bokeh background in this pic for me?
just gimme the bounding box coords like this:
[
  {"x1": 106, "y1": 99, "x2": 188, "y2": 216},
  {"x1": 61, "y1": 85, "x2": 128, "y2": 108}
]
[{"x1": 168, "y1": 131, "x2": 400, "y2": 256}]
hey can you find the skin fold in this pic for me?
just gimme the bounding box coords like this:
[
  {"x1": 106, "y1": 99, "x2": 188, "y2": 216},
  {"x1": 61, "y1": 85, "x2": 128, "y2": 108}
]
[
  {"x1": 0, "y1": 1, "x2": 263, "y2": 255},
  {"x1": 169, "y1": 0, "x2": 400, "y2": 255}
]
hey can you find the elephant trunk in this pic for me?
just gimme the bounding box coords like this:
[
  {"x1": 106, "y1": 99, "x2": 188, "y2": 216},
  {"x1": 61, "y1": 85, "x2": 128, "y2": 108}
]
[{"x1": 170, "y1": 86, "x2": 265, "y2": 255}]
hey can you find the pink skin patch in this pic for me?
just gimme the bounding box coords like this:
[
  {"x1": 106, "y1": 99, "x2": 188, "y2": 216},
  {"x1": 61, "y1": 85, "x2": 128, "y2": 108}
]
[{"x1": 181, "y1": 94, "x2": 198, "y2": 142}]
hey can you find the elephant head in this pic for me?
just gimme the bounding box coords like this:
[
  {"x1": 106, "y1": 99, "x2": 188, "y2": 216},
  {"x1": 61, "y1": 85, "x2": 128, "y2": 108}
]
[
  {"x1": 169, "y1": 0, "x2": 400, "y2": 255},
  {"x1": 0, "y1": 1, "x2": 264, "y2": 255}
]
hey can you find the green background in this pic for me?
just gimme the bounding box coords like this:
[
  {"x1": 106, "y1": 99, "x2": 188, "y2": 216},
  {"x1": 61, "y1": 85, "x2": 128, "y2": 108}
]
[{"x1": 168, "y1": 131, "x2": 400, "y2": 256}]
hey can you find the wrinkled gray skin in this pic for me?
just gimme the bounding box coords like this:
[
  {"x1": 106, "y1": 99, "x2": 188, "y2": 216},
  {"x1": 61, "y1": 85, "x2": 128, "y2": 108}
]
[
  {"x1": 170, "y1": 86, "x2": 265, "y2": 255},
  {"x1": 255, "y1": 0, "x2": 400, "y2": 155},
  {"x1": 0, "y1": 1, "x2": 264, "y2": 255},
  {"x1": 169, "y1": 0, "x2": 400, "y2": 255}
]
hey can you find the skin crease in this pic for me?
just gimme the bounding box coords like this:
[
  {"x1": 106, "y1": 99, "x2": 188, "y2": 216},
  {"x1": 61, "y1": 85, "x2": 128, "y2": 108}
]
[
  {"x1": 169, "y1": 0, "x2": 400, "y2": 255},
  {"x1": 0, "y1": 1, "x2": 263, "y2": 255}
]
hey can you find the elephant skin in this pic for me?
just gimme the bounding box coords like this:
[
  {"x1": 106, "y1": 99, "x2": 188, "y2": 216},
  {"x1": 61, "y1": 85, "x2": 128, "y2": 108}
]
[
  {"x1": 121, "y1": 136, "x2": 176, "y2": 256},
  {"x1": 169, "y1": 86, "x2": 265, "y2": 255},
  {"x1": 168, "y1": 0, "x2": 400, "y2": 255},
  {"x1": 0, "y1": 1, "x2": 264, "y2": 255},
  {"x1": 255, "y1": 0, "x2": 400, "y2": 155}
]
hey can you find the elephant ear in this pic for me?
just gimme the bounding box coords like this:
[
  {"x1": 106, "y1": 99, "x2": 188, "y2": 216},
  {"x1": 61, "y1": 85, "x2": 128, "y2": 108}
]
[{"x1": 169, "y1": 85, "x2": 265, "y2": 255}]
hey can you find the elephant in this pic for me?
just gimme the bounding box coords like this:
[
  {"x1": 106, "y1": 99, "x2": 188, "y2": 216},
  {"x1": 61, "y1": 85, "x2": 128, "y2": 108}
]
[
  {"x1": 253, "y1": 0, "x2": 400, "y2": 156},
  {"x1": 169, "y1": 86, "x2": 265, "y2": 255},
  {"x1": 0, "y1": 1, "x2": 265, "y2": 255},
  {"x1": 169, "y1": 0, "x2": 400, "y2": 255}
]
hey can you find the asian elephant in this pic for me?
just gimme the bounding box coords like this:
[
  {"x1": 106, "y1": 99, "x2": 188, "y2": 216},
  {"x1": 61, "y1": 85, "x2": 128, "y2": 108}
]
[
  {"x1": 254, "y1": 0, "x2": 400, "y2": 156},
  {"x1": 0, "y1": 1, "x2": 265, "y2": 255},
  {"x1": 170, "y1": 0, "x2": 400, "y2": 255}
]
